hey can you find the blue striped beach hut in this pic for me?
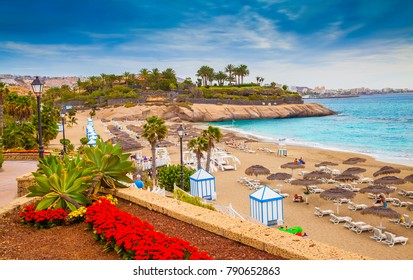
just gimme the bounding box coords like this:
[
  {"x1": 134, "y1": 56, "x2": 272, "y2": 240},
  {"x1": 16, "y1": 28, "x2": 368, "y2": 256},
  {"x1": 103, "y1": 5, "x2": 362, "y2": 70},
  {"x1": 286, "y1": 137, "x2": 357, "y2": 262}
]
[
  {"x1": 190, "y1": 168, "x2": 216, "y2": 200},
  {"x1": 250, "y1": 185, "x2": 284, "y2": 226}
]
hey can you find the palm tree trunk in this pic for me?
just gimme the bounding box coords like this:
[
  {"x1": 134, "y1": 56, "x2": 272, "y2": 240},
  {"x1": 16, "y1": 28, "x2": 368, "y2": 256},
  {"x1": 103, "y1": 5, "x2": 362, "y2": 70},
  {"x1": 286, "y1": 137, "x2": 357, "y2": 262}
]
[{"x1": 206, "y1": 145, "x2": 212, "y2": 172}]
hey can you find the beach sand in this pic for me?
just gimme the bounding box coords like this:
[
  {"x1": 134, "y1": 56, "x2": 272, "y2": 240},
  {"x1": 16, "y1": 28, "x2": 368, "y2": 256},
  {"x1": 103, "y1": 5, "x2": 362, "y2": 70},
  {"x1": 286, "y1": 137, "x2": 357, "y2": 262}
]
[{"x1": 48, "y1": 106, "x2": 413, "y2": 260}]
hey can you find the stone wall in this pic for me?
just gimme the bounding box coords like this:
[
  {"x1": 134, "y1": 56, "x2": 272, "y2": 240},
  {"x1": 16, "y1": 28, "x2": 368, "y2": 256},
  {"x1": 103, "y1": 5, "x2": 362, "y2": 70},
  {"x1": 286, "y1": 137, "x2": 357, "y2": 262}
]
[
  {"x1": 16, "y1": 173, "x2": 36, "y2": 197},
  {"x1": 3, "y1": 153, "x2": 40, "y2": 161},
  {"x1": 5, "y1": 175, "x2": 369, "y2": 260}
]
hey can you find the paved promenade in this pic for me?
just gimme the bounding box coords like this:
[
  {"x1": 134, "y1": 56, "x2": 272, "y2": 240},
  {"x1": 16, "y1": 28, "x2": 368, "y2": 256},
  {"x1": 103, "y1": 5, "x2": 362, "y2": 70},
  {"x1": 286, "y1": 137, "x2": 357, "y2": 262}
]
[{"x1": 0, "y1": 161, "x2": 38, "y2": 207}]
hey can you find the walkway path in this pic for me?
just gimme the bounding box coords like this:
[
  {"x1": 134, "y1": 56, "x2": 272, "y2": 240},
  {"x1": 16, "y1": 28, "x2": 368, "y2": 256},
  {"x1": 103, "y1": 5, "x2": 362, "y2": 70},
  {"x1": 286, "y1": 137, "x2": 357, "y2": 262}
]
[{"x1": 0, "y1": 161, "x2": 38, "y2": 207}]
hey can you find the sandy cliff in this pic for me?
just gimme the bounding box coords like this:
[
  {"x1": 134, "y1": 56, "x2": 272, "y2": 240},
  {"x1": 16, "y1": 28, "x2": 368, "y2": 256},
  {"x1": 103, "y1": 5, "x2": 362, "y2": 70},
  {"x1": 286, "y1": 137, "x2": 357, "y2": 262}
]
[{"x1": 98, "y1": 103, "x2": 335, "y2": 122}]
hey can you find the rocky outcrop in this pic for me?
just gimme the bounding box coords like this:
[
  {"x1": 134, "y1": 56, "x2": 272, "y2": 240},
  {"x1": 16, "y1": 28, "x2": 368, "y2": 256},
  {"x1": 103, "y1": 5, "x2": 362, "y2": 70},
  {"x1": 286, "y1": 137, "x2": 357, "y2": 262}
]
[
  {"x1": 97, "y1": 103, "x2": 335, "y2": 122},
  {"x1": 177, "y1": 103, "x2": 335, "y2": 122}
]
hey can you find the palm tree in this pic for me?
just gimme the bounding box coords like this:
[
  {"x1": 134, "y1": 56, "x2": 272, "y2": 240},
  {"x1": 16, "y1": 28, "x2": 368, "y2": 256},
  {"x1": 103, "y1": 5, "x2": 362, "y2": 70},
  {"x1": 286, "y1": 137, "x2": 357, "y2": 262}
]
[
  {"x1": 141, "y1": 116, "x2": 168, "y2": 185},
  {"x1": 188, "y1": 136, "x2": 208, "y2": 170},
  {"x1": 0, "y1": 83, "x2": 9, "y2": 142},
  {"x1": 238, "y1": 64, "x2": 249, "y2": 84},
  {"x1": 196, "y1": 66, "x2": 214, "y2": 86},
  {"x1": 202, "y1": 126, "x2": 222, "y2": 172},
  {"x1": 215, "y1": 71, "x2": 227, "y2": 86},
  {"x1": 233, "y1": 67, "x2": 241, "y2": 85},
  {"x1": 139, "y1": 68, "x2": 151, "y2": 89},
  {"x1": 256, "y1": 76, "x2": 264, "y2": 86},
  {"x1": 225, "y1": 64, "x2": 235, "y2": 85}
]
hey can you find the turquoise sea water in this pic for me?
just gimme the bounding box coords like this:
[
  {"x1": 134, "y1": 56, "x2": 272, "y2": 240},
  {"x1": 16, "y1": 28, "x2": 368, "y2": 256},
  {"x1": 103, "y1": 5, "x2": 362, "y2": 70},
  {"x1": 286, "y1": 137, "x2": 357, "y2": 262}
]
[{"x1": 212, "y1": 93, "x2": 413, "y2": 166}]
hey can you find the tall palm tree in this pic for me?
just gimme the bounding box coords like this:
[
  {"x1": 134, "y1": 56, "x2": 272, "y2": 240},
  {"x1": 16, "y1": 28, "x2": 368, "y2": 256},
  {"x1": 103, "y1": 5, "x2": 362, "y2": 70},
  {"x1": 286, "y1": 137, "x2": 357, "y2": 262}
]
[
  {"x1": 225, "y1": 64, "x2": 235, "y2": 85},
  {"x1": 215, "y1": 71, "x2": 227, "y2": 86},
  {"x1": 238, "y1": 64, "x2": 249, "y2": 84},
  {"x1": 233, "y1": 67, "x2": 241, "y2": 85},
  {"x1": 141, "y1": 116, "x2": 168, "y2": 185},
  {"x1": 196, "y1": 65, "x2": 214, "y2": 86},
  {"x1": 139, "y1": 68, "x2": 151, "y2": 89},
  {"x1": 188, "y1": 136, "x2": 208, "y2": 170},
  {"x1": 202, "y1": 126, "x2": 222, "y2": 172}
]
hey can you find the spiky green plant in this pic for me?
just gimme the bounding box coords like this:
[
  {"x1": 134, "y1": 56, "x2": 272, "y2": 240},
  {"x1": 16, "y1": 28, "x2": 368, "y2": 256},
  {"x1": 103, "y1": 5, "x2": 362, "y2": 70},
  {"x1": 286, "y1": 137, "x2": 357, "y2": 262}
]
[
  {"x1": 28, "y1": 154, "x2": 93, "y2": 211},
  {"x1": 82, "y1": 139, "x2": 134, "y2": 197}
]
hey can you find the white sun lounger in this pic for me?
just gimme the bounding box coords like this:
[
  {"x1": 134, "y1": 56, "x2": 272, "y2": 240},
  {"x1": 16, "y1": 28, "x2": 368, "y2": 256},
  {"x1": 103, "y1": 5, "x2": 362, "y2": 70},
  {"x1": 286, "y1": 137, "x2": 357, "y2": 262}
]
[
  {"x1": 348, "y1": 202, "x2": 368, "y2": 211},
  {"x1": 369, "y1": 228, "x2": 387, "y2": 242},
  {"x1": 382, "y1": 232, "x2": 408, "y2": 247},
  {"x1": 329, "y1": 213, "x2": 352, "y2": 224},
  {"x1": 314, "y1": 207, "x2": 334, "y2": 217},
  {"x1": 344, "y1": 221, "x2": 367, "y2": 230},
  {"x1": 391, "y1": 198, "x2": 408, "y2": 207},
  {"x1": 350, "y1": 223, "x2": 374, "y2": 234}
]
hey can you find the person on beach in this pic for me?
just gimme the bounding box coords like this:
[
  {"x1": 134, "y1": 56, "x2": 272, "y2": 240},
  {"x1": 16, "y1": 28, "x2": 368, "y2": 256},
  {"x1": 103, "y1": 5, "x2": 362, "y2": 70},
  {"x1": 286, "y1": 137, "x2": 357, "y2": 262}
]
[
  {"x1": 294, "y1": 158, "x2": 298, "y2": 163},
  {"x1": 380, "y1": 194, "x2": 387, "y2": 207},
  {"x1": 298, "y1": 157, "x2": 305, "y2": 164},
  {"x1": 134, "y1": 174, "x2": 144, "y2": 189}
]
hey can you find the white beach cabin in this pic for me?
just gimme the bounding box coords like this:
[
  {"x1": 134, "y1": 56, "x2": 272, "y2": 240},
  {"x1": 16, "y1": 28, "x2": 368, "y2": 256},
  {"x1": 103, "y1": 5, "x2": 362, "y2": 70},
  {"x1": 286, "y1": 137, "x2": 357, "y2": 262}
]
[
  {"x1": 190, "y1": 168, "x2": 216, "y2": 200},
  {"x1": 250, "y1": 185, "x2": 284, "y2": 226}
]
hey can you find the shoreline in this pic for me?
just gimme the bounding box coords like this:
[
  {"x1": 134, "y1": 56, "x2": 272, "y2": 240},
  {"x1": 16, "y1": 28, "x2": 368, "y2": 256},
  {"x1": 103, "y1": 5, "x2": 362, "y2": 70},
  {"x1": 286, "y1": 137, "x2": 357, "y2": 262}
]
[{"x1": 209, "y1": 124, "x2": 413, "y2": 168}]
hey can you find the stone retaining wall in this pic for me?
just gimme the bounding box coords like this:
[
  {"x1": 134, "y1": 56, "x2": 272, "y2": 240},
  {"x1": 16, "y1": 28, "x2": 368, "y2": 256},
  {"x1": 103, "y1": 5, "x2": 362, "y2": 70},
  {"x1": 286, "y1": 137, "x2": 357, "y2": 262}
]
[
  {"x1": 16, "y1": 173, "x2": 36, "y2": 197},
  {"x1": 3, "y1": 153, "x2": 40, "y2": 161},
  {"x1": 3, "y1": 175, "x2": 369, "y2": 260}
]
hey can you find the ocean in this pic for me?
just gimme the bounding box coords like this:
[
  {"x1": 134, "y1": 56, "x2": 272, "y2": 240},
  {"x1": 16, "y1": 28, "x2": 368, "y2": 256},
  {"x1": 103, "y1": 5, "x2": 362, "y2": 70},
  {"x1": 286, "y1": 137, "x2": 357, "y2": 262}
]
[{"x1": 212, "y1": 93, "x2": 413, "y2": 166}]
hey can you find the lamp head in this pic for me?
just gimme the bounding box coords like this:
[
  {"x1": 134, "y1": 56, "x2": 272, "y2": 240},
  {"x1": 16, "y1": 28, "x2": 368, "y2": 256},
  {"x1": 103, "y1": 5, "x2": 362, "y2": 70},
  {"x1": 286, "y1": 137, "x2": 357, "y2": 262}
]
[
  {"x1": 31, "y1": 76, "x2": 44, "y2": 97},
  {"x1": 177, "y1": 124, "x2": 185, "y2": 138}
]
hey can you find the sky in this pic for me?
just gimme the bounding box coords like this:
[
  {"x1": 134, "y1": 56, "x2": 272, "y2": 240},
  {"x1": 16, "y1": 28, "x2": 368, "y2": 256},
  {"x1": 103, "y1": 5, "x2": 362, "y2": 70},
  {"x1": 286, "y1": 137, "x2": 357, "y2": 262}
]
[{"x1": 1, "y1": 0, "x2": 412, "y2": 89}]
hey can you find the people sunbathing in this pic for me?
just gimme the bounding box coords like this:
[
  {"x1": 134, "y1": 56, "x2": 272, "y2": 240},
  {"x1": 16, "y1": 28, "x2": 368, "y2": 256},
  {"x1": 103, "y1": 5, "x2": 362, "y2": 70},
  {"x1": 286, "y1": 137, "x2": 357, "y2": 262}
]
[{"x1": 293, "y1": 194, "x2": 304, "y2": 203}]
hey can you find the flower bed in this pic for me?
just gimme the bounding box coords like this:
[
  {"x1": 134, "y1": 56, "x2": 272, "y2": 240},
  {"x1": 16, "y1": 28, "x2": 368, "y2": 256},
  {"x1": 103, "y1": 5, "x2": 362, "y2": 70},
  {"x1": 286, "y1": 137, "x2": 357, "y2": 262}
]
[
  {"x1": 85, "y1": 198, "x2": 213, "y2": 260},
  {"x1": 20, "y1": 204, "x2": 67, "y2": 229}
]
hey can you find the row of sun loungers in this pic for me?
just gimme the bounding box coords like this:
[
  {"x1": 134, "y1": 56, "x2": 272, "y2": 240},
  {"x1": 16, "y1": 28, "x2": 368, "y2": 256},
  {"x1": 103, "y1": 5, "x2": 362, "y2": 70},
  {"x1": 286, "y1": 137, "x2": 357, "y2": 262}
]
[
  {"x1": 398, "y1": 189, "x2": 413, "y2": 198},
  {"x1": 238, "y1": 177, "x2": 261, "y2": 190},
  {"x1": 389, "y1": 214, "x2": 413, "y2": 228},
  {"x1": 315, "y1": 210, "x2": 409, "y2": 247}
]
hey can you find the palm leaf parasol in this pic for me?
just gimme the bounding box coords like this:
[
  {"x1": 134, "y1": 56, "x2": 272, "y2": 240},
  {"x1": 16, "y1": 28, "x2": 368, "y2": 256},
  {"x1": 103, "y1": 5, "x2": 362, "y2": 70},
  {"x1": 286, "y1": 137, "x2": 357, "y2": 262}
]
[
  {"x1": 342, "y1": 167, "x2": 366, "y2": 175},
  {"x1": 361, "y1": 206, "x2": 401, "y2": 229},
  {"x1": 373, "y1": 176, "x2": 405, "y2": 186},
  {"x1": 343, "y1": 157, "x2": 366, "y2": 165},
  {"x1": 315, "y1": 161, "x2": 338, "y2": 167},
  {"x1": 245, "y1": 165, "x2": 271, "y2": 177},
  {"x1": 290, "y1": 178, "x2": 322, "y2": 204},
  {"x1": 404, "y1": 174, "x2": 413, "y2": 183},
  {"x1": 320, "y1": 188, "x2": 356, "y2": 214},
  {"x1": 304, "y1": 171, "x2": 332, "y2": 180},
  {"x1": 359, "y1": 185, "x2": 395, "y2": 195},
  {"x1": 267, "y1": 172, "x2": 292, "y2": 181},
  {"x1": 333, "y1": 174, "x2": 360, "y2": 182},
  {"x1": 373, "y1": 166, "x2": 401, "y2": 177},
  {"x1": 280, "y1": 162, "x2": 304, "y2": 175}
]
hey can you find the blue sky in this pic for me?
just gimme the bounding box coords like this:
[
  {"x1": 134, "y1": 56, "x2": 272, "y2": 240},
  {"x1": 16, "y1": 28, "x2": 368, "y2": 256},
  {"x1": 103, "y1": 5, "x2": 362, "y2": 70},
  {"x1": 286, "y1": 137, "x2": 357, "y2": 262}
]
[{"x1": 1, "y1": 0, "x2": 412, "y2": 89}]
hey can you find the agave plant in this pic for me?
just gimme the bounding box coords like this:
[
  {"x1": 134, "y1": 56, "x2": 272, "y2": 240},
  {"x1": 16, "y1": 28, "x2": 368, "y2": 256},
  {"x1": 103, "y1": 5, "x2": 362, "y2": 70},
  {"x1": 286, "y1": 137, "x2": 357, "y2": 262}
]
[
  {"x1": 28, "y1": 154, "x2": 93, "y2": 211},
  {"x1": 82, "y1": 139, "x2": 134, "y2": 197}
]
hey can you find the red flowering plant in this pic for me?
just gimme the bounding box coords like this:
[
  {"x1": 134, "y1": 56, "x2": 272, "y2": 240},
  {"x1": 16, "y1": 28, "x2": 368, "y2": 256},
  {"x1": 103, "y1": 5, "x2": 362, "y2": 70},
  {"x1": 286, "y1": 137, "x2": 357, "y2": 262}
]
[
  {"x1": 85, "y1": 198, "x2": 213, "y2": 260},
  {"x1": 20, "y1": 204, "x2": 67, "y2": 229}
]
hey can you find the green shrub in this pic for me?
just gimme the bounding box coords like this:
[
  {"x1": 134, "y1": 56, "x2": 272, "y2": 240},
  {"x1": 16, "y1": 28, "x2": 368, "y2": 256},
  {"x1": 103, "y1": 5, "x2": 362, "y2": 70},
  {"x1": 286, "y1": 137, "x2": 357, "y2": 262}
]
[
  {"x1": 173, "y1": 188, "x2": 216, "y2": 211},
  {"x1": 157, "y1": 164, "x2": 195, "y2": 192},
  {"x1": 124, "y1": 102, "x2": 136, "y2": 108}
]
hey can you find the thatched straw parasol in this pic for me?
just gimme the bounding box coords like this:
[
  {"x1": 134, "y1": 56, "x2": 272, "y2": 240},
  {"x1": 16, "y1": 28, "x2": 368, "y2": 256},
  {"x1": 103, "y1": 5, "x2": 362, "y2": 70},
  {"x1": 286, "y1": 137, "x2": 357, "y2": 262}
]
[
  {"x1": 290, "y1": 179, "x2": 322, "y2": 186},
  {"x1": 333, "y1": 174, "x2": 360, "y2": 182},
  {"x1": 315, "y1": 161, "x2": 338, "y2": 167},
  {"x1": 304, "y1": 171, "x2": 332, "y2": 180},
  {"x1": 267, "y1": 172, "x2": 292, "y2": 181},
  {"x1": 404, "y1": 174, "x2": 413, "y2": 183},
  {"x1": 361, "y1": 206, "x2": 401, "y2": 229},
  {"x1": 343, "y1": 157, "x2": 367, "y2": 165},
  {"x1": 320, "y1": 188, "x2": 356, "y2": 214},
  {"x1": 359, "y1": 185, "x2": 395, "y2": 195},
  {"x1": 342, "y1": 167, "x2": 366, "y2": 175},
  {"x1": 373, "y1": 176, "x2": 405, "y2": 186},
  {"x1": 280, "y1": 162, "x2": 305, "y2": 175},
  {"x1": 373, "y1": 166, "x2": 401, "y2": 177},
  {"x1": 245, "y1": 165, "x2": 271, "y2": 177}
]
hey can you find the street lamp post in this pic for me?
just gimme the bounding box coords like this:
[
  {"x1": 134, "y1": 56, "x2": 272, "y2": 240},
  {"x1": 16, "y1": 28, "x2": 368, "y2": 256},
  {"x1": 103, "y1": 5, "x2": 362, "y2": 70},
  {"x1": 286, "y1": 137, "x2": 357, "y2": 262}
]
[
  {"x1": 31, "y1": 76, "x2": 44, "y2": 160},
  {"x1": 177, "y1": 124, "x2": 185, "y2": 190},
  {"x1": 60, "y1": 107, "x2": 66, "y2": 154}
]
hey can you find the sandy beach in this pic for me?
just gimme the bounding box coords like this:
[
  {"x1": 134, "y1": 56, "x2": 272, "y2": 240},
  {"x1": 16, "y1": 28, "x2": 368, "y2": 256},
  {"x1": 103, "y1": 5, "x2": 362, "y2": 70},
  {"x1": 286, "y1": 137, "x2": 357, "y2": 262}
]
[{"x1": 46, "y1": 105, "x2": 413, "y2": 260}]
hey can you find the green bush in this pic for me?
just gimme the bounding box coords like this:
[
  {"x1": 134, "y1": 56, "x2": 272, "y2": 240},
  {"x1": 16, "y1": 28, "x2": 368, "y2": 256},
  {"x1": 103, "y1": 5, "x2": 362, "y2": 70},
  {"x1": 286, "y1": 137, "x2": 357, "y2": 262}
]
[
  {"x1": 173, "y1": 188, "x2": 216, "y2": 211},
  {"x1": 124, "y1": 102, "x2": 136, "y2": 108},
  {"x1": 157, "y1": 165, "x2": 195, "y2": 192}
]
